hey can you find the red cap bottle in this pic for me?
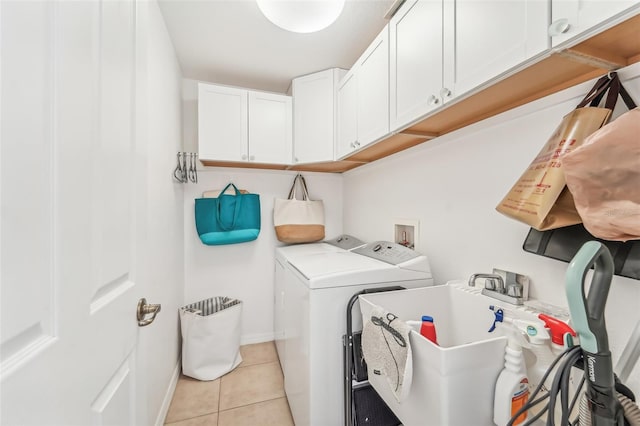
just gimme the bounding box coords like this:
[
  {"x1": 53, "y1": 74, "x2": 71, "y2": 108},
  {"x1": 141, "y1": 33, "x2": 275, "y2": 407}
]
[{"x1": 420, "y1": 315, "x2": 438, "y2": 345}]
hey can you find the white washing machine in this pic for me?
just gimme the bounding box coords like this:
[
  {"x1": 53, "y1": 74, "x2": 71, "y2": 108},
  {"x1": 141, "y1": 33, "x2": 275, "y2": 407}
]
[
  {"x1": 274, "y1": 235, "x2": 366, "y2": 359},
  {"x1": 276, "y1": 241, "x2": 434, "y2": 426}
]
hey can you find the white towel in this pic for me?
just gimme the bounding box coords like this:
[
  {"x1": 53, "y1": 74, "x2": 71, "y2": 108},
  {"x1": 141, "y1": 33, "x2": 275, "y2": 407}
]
[{"x1": 361, "y1": 306, "x2": 413, "y2": 402}]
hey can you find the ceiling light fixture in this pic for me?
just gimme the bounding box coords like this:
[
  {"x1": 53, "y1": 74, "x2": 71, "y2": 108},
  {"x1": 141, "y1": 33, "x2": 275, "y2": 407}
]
[{"x1": 256, "y1": 0, "x2": 346, "y2": 34}]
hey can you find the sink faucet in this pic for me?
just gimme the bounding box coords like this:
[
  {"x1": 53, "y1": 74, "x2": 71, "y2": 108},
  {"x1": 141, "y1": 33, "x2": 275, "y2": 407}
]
[
  {"x1": 469, "y1": 271, "x2": 525, "y2": 306},
  {"x1": 468, "y1": 273, "x2": 504, "y2": 291}
]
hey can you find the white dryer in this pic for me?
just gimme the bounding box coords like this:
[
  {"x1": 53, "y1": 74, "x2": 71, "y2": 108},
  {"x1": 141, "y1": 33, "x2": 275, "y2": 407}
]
[{"x1": 278, "y1": 241, "x2": 433, "y2": 426}]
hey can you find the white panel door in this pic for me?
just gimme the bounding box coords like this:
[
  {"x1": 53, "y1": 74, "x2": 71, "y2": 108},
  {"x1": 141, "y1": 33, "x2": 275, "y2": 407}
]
[
  {"x1": 198, "y1": 83, "x2": 248, "y2": 162},
  {"x1": 336, "y1": 71, "x2": 358, "y2": 159},
  {"x1": 444, "y1": 0, "x2": 549, "y2": 100},
  {"x1": 356, "y1": 25, "x2": 390, "y2": 148},
  {"x1": 292, "y1": 69, "x2": 337, "y2": 164},
  {"x1": 248, "y1": 91, "x2": 292, "y2": 164},
  {"x1": 1, "y1": 1, "x2": 151, "y2": 424},
  {"x1": 550, "y1": 0, "x2": 640, "y2": 46},
  {"x1": 390, "y1": 0, "x2": 444, "y2": 131}
]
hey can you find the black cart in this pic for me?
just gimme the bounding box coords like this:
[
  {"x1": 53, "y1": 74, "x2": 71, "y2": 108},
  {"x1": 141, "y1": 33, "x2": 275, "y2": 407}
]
[{"x1": 343, "y1": 287, "x2": 405, "y2": 426}]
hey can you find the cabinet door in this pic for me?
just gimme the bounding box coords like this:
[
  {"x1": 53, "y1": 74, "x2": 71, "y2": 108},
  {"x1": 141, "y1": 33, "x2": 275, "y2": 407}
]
[
  {"x1": 198, "y1": 83, "x2": 248, "y2": 161},
  {"x1": 390, "y1": 0, "x2": 444, "y2": 131},
  {"x1": 357, "y1": 25, "x2": 390, "y2": 147},
  {"x1": 443, "y1": 0, "x2": 549, "y2": 99},
  {"x1": 550, "y1": 1, "x2": 639, "y2": 46},
  {"x1": 248, "y1": 91, "x2": 292, "y2": 164},
  {"x1": 292, "y1": 69, "x2": 338, "y2": 163},
  {"x1": 336, "y1": 71, "x2": 358, "y2": 159}
]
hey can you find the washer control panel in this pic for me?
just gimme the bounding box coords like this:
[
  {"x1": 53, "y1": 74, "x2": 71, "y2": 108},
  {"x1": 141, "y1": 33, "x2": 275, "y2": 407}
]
[
  {"x1": 353, "y1": 241, "x2": 420, "y2": 265},
  {"x1": 324, "y1": 234, "x2": 365, "y2": 250}
]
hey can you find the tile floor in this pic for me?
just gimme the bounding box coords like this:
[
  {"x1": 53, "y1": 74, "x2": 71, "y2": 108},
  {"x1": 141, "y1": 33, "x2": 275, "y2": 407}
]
[{"x1": 165, "y1": 341, "x2": 294, "y2": 426}]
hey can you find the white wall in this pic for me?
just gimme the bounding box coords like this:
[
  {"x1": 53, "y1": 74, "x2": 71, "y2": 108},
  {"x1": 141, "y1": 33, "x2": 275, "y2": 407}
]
[
  {"x1": 182, "y1": 79, "x2": 343, "y2": 344},
  {"x1": 137, "y1": 2, "x2": 184, "y2": 424},
  {"x1": 183, "y1": 169, "x2": 343, "y2": 344},
  {"x1": 343, "y1": 63, "x2": 640, "y2": 395}
]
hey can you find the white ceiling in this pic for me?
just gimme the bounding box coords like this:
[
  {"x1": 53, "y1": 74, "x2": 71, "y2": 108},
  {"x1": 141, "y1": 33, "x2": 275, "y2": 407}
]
[{"x1": 157, "y1": 0, "x2": 395, "y2": 93}]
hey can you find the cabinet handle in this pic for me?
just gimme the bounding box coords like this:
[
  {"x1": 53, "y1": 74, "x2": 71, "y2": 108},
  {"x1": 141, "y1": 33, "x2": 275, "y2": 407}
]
[
  {"x1": 241, "y1": 154, "x2": 248, "y2": 160},
  {"x1": 249, "y1": 155, "x2": 255, "y2": 161},
  {"x1": 354, "y1": 141, "x2": 361, "y2": 147},
  {"x1": 294, "y1": 157, "x2": 299, "y2": 163},
  {"x1": 428, "y1": 95, "x2": 440, "y2": 106},
  {"x1": 350, "y1": 142, "x2": 356, "y2": 149},
  {"x1": 440, "y1": 87, "x2": 453, "y2": 99},
  {"x1": 548, "y1": 19, "x2": 571, "y2": 37}
]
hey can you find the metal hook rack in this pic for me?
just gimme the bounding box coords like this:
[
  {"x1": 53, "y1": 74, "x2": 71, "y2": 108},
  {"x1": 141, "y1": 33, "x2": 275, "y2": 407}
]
[{"x1": 173, "y1": 151, "x2": 198, "y2": 184}]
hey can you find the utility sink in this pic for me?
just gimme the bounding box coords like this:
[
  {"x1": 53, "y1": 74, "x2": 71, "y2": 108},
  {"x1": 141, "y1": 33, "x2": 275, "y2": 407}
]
[{"x1": 358, "y1": 283, "x2": 508, "y2": 426}]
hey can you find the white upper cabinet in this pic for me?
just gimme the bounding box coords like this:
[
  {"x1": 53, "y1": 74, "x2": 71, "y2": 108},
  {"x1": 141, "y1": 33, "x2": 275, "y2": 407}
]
[
  {"x1": 550, "y1": 1, "x2": 640, "y2": 46},
  {"x1": 248, "y1": 91, "x2": 292, "y2": 164},
  {"x1": 292, "y1": 68, "x2": 346, "y2": 164},
  {"x1": 336, "y1": 25, "x2": 390, "y2": 159},
  {"x1": 357, "y1": 26, "x2": 390, "y2": 148},
  {"x1": 336, "y1": 70, "x2": 358, "y2": 159},
  {"x1": 390, "y1": 0, "x2": 444, "y2": 131},
  {"x1": 198, "y1": 84, "x2": 248, "y2": 162},
  {"x1": 389, "y1": 0, "x2": 548, "y2": 133},
  {"x1": 198, "y1": 82, "x2": 292, "y2": 164},
  {"x1": 443, "y1": 0, "x2": 549, "y2": 99}
]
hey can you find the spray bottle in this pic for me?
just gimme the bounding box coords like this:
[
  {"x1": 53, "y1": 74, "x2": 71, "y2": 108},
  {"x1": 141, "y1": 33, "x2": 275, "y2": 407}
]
[
  {"x1": 538, "y1": 313, "x2": 577, "y2": 356},
  {"x1": 489, "y1": 306, "x2": 550, "y2": 426}
]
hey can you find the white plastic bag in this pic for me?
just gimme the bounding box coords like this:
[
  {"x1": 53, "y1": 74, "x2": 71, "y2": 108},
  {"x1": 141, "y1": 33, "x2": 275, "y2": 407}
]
[{"x1": 180, "y1": 297, "x2": 243, "y2": 381}]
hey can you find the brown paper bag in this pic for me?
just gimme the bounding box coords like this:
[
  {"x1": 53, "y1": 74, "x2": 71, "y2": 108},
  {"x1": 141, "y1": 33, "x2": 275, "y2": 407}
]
[{"x1": 496, "y1": 74, "x2": 624, "y2": 231}]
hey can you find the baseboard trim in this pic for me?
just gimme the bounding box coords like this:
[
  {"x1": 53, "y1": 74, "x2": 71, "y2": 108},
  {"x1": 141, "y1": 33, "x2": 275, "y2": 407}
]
[
  {"x1": 240, "y1": 332, "x2": 274, "y2": 345},
  {"x1": 154, "y1": 358, "x2": 181, "y2": 426}
]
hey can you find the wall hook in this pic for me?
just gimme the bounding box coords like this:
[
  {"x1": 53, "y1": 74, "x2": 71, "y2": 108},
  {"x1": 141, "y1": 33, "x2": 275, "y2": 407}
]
[{"x1": 173, "y1": 151, "x2": 198, "y2": 184}]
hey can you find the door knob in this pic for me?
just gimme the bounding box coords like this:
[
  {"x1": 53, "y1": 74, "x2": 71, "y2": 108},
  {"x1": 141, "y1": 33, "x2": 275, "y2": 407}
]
[{"x1": 137, "y1": 298, "x2": 161, "y2": 327}]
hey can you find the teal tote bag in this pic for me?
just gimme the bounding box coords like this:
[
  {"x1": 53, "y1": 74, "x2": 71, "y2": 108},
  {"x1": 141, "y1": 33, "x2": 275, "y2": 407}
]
[{"x1": 195, "y1": 184, "x2": 261, "y2": 245}]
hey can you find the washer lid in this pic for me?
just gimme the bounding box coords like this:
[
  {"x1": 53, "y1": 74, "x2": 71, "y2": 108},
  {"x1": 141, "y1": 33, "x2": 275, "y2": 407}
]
[
  {"x1": 275, "y1": 242, "x2": 345, "y2": 264},
  {"x1": 289, "y1": 251, "x2": 431, "y2": 289}
]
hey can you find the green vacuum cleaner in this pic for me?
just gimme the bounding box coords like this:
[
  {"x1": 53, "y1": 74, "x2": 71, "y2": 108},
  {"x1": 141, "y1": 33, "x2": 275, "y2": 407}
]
[
  {"x1": 506, "y1": 241, "x2": 640, "y2": 426},
  {"x1": 566, "y1": 241, "x2": 640, "y2": 426},
  {"x1": 566, "y1": 241, "x2": 624, "y2": 425}
]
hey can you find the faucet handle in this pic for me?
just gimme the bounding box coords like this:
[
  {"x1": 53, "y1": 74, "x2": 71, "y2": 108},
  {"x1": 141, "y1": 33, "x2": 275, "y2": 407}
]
[
  {"x1": 507, "y1": 283, "x2": 523, "y2": 298},
  {"x1": 485, "y1": 277, "x2": 498, "y2": 291}
]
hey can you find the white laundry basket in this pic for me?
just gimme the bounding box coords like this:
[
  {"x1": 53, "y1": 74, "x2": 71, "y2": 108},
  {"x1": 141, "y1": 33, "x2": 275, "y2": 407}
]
[{"x1": 179, "y1": 297, "x2": 243, "y2": 381}]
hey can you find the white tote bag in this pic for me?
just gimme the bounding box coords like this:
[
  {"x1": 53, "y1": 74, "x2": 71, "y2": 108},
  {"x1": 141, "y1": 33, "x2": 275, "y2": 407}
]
[
  {"x1": 180, "y1": 297, "x2": 243, "y2": 381},
  {"x1": 274, "y1": 174, "x2": 325, "y2": 243}
]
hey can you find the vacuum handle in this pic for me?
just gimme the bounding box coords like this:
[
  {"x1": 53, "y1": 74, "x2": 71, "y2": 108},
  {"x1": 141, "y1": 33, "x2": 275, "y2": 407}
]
[{"x1": 566, "y1": 241, "x2": 614, "y2": 354}]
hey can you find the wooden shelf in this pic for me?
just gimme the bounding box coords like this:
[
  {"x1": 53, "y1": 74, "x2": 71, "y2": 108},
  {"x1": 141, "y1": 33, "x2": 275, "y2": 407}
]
[
  {"x1": 287, "y1": 160, "x2": 364, "y2": 173},
  {"x1": 202, "y1": 13, "x2": 640, "y2": 174},
  {"x1": 200, "y1": 160, "x2": 288, "y2": 170}
]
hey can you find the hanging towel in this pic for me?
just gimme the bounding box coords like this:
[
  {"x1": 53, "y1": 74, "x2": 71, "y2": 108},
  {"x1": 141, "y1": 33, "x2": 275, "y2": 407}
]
[{"x1": 361, "y1": 306, "x2": 413, "y2": 402}]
